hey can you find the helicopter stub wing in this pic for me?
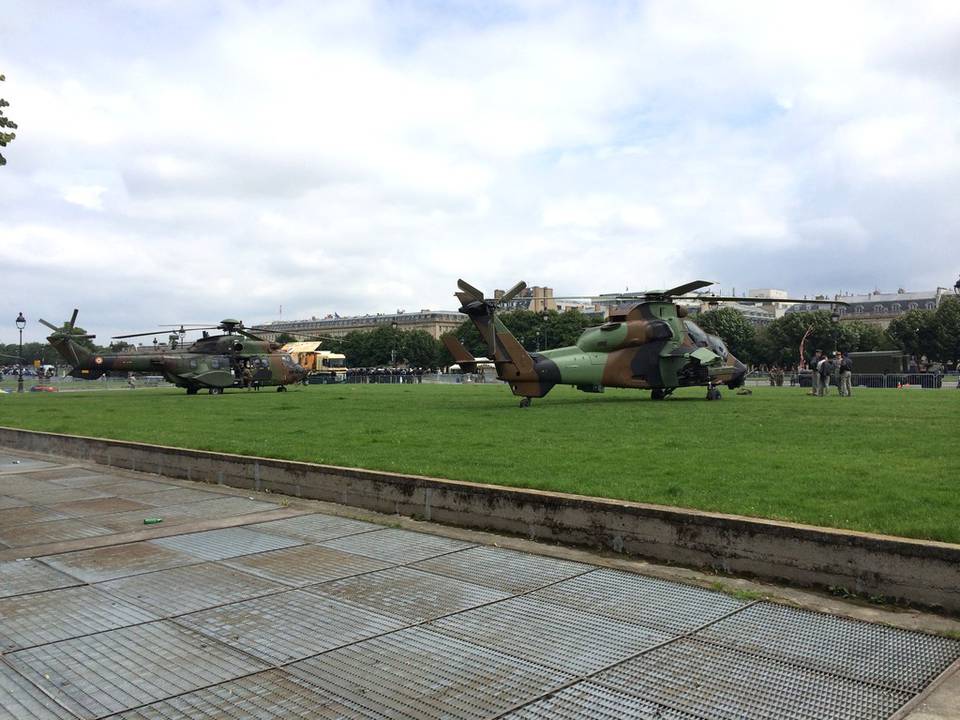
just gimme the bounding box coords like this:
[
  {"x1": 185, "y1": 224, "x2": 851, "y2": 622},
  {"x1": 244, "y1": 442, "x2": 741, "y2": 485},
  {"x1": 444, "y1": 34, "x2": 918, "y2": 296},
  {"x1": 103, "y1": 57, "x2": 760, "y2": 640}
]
[{"x1": 689, "y1": 347, "x2": 723, "y2": 366}]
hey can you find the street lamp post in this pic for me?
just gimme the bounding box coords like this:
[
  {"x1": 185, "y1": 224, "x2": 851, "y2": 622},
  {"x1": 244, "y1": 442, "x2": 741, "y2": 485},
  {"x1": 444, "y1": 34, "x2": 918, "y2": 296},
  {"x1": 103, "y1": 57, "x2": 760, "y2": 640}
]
[
  {"x1": 541, "y1": 311, "x2": 550, "y2": 351},
  {"x1": 15, "y1": 312, "x2": 25, "y2": 393},
  {"x1": 390, "y1": 321, "x2": 398, "y2": 371}
]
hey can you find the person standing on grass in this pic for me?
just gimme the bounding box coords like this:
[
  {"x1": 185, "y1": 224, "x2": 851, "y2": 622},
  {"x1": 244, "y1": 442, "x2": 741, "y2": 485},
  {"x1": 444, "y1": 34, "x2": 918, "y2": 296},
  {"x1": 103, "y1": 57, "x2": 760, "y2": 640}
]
[
  {"x1": 810, "y1": 350, "x2": 824, "y2": 396},
  {"x1": 838, "y1": 351, "x2": 853, "y2": 397},
  {"x1": 816, "y1": 353, "x2": 831, "y2": 396}
]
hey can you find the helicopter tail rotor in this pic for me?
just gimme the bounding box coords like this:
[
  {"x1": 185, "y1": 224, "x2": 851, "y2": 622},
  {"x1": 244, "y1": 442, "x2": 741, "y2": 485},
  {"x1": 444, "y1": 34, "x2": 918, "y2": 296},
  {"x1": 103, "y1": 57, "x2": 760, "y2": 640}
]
[{"x1": 40, "y1": 309, "x2": 96, "y2": 368}]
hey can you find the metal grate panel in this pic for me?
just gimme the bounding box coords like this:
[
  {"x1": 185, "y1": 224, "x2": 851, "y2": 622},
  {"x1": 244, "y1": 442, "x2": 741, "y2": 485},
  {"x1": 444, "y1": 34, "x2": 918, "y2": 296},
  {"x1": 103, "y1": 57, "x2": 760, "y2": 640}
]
[
  {"x1": 129, "y1": 487, "x2": 229, "y2": 506},
  {"x1": 0, "y1": 585, "x2": 158, "y2": 651},
  {"x1": 0, "y1": 458, "x2": 57, "y2": 472},
  {"x1": 0, "y1": 505, "x2": 70, "y2": 526},
  {"x1": 594, "y1": 638, "x2": 911, "y2": 720},
  {"x1": 6, "y1": 620, "x2": 269, "y2": 719},
  {"x1": 42, "y1": 470, "x2": 123, "y2": 487},
  {"x1": 97, "y1": 561, "x2": 286, "y2": 616},
  {"x1": 177, "y1": 496, "x2": 281, "y2": 518},
  {"x1": 249, "y1": 514, "x2": 381, "y2": 543},
  {"x1": 0, "y1": 517, "x2": 115, "y2": 548},
  {"x1": 289, "y1": 627, "x2": 575, "y2": 720},
  {"x1": 0, "y1": 661, "x2": 77, "y2": 720},
  {"x1": 177, "y1": 589, "x2": 409, "y2": 665},
  {"x1": 412, "y1": 545, "x2": 593, "y2": 593},
  {"x1": 91, "y1": 503, "x2": 205, "y2": 532},
  {"x1": 88, "y1": 478, "x2": 181, "y2": 496},
  {"x1": 502, "y1": 681, "x2": 704, "y2": 720},
  {"x1": 7, "y1": 486, "x2": 112, "y2": 505},
  {"x1": 14, "y1": 467, "x2": 104, "y2": 483},
  {"x1": 694, "y1": 601, "x2": 960, "y2": 693},
  {"x1": 532, "y1": 568, "x2": 745, "y2": 634},
  {"x1": 0, "y1": 496, "x2": 30, "y2": 510},
  {"x1": 46, "y1": 496, "x2": 153, "y2": 517},
  {"x1": 110, "y1": 669, "x2": 384, "y2": 719},
  {"x1": 148, "y1": 527, "x2": 304, "y2": 562},
  {"x1": 0, "y1": 559, "x2": 81, "y2": 599},
  {"x1": 41, "y1": 541, "x2": 199, "y2": 583},
  {"x1": 310, "y1": 566, "x2": 511, "y2": 623},
  {"x1": 223, "y1": 544, "x2": 393, "y2": 587},
  {"x1": 319, "y1": 528, "x2": 474, "y2": 564},
  {"x1": 431, "y1": 595, "x2": 673, "y2": 675}
]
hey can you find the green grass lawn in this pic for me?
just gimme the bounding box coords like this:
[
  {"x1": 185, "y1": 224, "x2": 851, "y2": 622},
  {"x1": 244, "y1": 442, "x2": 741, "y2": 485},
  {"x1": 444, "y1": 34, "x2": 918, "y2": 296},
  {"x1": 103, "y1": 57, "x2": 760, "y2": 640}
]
[{"x1": 1, "y1": 383, "x2": 957, "y2": 542}]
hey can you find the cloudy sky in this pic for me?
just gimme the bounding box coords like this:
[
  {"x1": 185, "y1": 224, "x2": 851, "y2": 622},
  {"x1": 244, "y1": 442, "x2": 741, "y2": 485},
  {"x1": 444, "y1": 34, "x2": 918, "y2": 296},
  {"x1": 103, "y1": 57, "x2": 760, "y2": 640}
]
[{"x1": 2, "y1": 0, "x2": 959, "y2": 342}]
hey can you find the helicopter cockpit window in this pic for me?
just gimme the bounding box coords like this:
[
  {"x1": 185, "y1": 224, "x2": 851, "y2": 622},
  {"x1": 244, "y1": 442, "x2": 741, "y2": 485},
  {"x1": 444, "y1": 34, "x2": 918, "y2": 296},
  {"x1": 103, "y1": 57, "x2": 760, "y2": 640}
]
[
  {"x1": 189, "y1": 359, "x2": 198, "y2": 369},
  {"x1": 684, "y1": 321, "x2": 709, "y2": 347}
]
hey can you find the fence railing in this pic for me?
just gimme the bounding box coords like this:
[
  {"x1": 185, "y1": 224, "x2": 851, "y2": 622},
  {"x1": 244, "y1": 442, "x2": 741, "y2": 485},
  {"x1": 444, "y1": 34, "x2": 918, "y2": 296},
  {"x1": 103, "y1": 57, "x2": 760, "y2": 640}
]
[{"x1": 746, "y1": 371, "x2": 956, "y2": 389}]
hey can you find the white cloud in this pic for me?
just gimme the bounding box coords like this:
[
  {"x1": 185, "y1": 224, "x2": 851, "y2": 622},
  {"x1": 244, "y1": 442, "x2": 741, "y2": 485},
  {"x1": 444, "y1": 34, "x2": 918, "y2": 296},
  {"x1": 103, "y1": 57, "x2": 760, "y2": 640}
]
[
  {"x1": 1, "y1": 1, "x2": 959, "y2": 341},
  {"x1": 62, "y1": 185, "x2": 107, "y2": 210}
]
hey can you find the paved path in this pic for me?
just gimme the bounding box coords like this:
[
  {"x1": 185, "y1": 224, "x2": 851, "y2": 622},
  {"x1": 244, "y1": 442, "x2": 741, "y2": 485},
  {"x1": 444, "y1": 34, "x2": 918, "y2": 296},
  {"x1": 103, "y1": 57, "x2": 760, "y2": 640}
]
[{"x1": 1, "y1": 449, "x2": 958, "y2": 720}]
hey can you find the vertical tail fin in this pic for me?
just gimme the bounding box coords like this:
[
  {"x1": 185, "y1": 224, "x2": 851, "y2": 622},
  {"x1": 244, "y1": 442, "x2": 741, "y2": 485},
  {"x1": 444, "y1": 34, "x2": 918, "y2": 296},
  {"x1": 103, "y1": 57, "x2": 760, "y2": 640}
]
[{"x1": 454, "y1": 289, "x2": 536, "y2": 379}]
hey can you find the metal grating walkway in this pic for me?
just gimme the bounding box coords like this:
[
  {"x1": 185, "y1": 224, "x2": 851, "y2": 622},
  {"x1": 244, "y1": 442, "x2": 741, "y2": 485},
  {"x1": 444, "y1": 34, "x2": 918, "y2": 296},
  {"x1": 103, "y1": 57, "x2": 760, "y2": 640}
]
[{"x1": 1, "y1": 451, "x2": 958, "y2": 720}]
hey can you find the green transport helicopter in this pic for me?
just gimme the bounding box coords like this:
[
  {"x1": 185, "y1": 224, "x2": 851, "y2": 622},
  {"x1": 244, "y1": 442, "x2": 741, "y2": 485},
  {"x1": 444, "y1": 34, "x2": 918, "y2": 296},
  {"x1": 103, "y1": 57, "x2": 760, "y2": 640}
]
[
  {"x1": 444, "y1": 279, "x2": 845, "y2": 407},
  {"x1": 42, "y1": 310, "x2": 308, "y2": 394}
]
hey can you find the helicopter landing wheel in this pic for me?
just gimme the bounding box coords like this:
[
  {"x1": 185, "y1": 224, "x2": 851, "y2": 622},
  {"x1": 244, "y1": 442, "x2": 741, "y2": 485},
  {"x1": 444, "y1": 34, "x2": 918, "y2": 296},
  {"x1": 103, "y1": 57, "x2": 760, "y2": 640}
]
[
  {"x1": 209, "y1": 387, "x2": 223, "y2": 395},
  {"x1": 277, "y1": 385, "x2": 287, "y2": 392},
  {"x1": 706, "y1": 386, "x2": 721, "y2": 401},
  {"x1": 519, "y1": 397, "x2": 532, "y2": 408},
  {"x1": 651, "y1": 388, "x2": 666, "y2": 401}
]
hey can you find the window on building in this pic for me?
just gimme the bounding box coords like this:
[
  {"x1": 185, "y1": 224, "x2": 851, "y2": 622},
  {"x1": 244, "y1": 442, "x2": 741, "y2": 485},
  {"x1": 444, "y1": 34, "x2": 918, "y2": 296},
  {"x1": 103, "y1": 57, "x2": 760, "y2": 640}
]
[
  {"x1": 908, "y1": 303, "x2": 918, "y2": 310},
  {"x1": 925, "y1": 302, "x2": 934, "y2": 310},
  {"x1": 891, "y1": 303, "x2": 901, "y2": 312},
  {"x1": 874, "y1": 304, "x2": 884, "y2": 313}
]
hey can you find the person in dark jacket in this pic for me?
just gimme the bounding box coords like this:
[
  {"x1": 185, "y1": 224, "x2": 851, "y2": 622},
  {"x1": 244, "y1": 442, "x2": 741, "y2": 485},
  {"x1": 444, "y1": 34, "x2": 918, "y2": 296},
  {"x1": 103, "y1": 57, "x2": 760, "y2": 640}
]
[{"x1": 838, "y1": 351, "x2": 853, "y2": 397}]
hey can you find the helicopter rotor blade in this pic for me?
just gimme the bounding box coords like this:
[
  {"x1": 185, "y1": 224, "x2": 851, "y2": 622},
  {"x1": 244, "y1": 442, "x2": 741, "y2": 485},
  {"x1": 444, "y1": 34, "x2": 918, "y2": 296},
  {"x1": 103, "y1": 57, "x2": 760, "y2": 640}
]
[
  {"x1": 39, "y1": 318, "x2": 59, "y2": 332},
  {"x1": 660, "y1": 280, "x2": 717, "y2": 297},
  {"x1": 675, "y1": 295, "x2": 848, "y2": 305},
  {"x1": 235, "y1": 328, "x2": 267, "y2": 341},
  {"x1": 498, "y1": 281, "x2": 527, "y2": 305},
  {"x1": 67, "y1": 309, "x2": 79, "y2": 330},
  {"x1": 457, "y1": 279, "x2": 485, "y2": 303},
  {"x1": 111, "y1": 330, "x2": 174, "y2": 340}
]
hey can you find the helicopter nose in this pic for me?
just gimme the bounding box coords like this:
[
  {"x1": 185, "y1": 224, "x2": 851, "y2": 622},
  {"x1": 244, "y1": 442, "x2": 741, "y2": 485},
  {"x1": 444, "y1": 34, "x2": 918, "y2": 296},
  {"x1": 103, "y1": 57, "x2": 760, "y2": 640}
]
[{"x1": 727, "y1": 355, "x2": 748, "y2": 388}]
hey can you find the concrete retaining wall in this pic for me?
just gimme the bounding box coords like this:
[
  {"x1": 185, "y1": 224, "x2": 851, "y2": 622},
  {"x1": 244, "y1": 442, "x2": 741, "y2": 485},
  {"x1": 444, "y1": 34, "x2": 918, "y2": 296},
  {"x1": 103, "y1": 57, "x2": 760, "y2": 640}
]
[{"x1": 3, "y1": 426, "x2": 958, "y2": 614}]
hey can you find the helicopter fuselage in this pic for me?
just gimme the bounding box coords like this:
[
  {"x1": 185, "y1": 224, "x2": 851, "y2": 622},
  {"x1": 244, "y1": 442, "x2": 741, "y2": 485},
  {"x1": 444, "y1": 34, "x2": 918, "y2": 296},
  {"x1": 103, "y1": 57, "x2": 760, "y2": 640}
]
[{"x1": 456, "y1": 294, "x2": 747, "y2": 401}]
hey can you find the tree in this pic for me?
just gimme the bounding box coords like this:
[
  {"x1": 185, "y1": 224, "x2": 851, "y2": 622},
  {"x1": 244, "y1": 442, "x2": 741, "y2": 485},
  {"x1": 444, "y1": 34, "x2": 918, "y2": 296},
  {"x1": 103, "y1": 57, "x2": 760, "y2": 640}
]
[
  {"x1": 401, "y1": 330, "x2": 441, "y2": 369},
  {"x1": 887, "y1": 309, "x2": 938, "y2": 361},
  {"x1": 0, "y1": 74, "x2": 17, "y2": 166},
  {"x1": 273, "y1": 333, "x2": 297, "y2": 344},
  {"x1": 695, "y1": 308, "x2": 756, "y2": 363},
  {"x1": 934, "y1": 296, "x2": 960, "y2": 363},
  {"x1": 755, "y1": 311, "x2": 839, "y2": 368},
  {"x1": 339, "y1": 325, "x2": 405, "y2": 367}
]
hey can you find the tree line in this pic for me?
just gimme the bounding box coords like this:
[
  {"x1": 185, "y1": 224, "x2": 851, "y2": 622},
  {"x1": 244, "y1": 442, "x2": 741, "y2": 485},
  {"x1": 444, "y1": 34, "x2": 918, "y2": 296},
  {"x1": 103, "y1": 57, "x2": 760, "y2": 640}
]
[{"x1": 696, "y1": 296, "x2": 960, "y2": 367}]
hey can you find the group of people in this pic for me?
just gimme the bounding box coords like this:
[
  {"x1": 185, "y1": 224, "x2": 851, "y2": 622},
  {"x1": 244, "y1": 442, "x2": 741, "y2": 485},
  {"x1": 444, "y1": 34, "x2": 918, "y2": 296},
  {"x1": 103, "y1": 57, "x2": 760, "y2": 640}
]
[
  {"x1": 345, "y1": 367, "x2": 426, "y2": 383},
  {"x1": 809, "y1": 349, "x2": 854, "y2": 397}
]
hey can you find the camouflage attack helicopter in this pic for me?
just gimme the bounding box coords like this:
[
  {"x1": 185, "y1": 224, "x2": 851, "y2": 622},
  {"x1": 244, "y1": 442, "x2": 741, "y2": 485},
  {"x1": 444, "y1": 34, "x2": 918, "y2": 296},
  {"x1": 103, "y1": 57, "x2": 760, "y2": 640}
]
[
  {"x1": 445, "y1": 280, "x2": 844, "y2": 406},
  {"x1": 42, "y1": 310, "x2": 307, "y2": 394}
]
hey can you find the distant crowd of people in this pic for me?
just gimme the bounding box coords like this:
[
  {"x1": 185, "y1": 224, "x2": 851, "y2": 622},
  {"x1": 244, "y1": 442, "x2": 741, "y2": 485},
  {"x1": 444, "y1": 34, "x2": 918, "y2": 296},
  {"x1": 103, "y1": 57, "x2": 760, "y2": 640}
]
[{"x1": 345, "y1": 367, "x2": 427, "y2": 383}]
